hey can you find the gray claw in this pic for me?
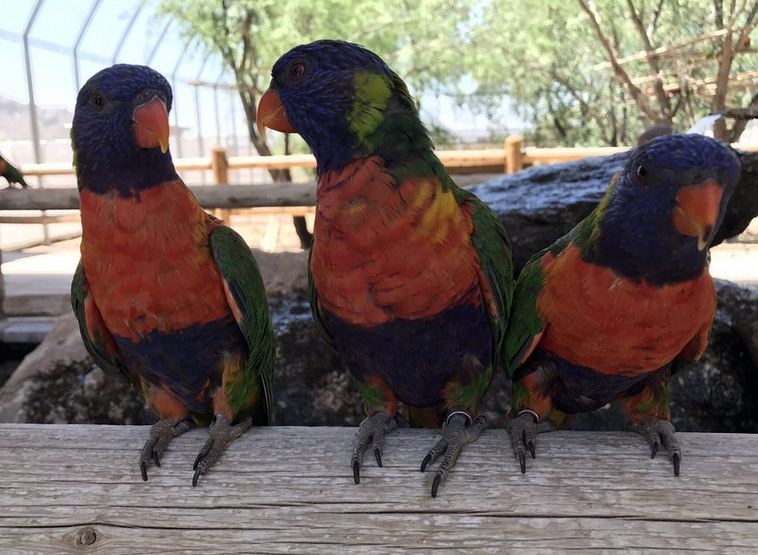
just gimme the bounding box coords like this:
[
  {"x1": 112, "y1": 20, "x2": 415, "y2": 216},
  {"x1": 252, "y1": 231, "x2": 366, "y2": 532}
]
[
  {"x1": 630, "y1": 417, "x2": 681, "y2": 477},
  {"x1": 351, "y1": 412, "x2": 395, "y2": 485},
  {"x1": 422, "y1": 414, "x2": 486, "y2": 498},
  {"x1": 138, "y1": 417, "x2": 192, "y2": 481},
  {"x1": 192, "y1": 414, "x2": 251, "y2": 487}
]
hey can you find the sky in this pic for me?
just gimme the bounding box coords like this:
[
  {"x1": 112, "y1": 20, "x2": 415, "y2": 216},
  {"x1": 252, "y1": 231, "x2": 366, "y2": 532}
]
[{"x1": 0, "y1": 0, "x2": 526, "y2": 164}]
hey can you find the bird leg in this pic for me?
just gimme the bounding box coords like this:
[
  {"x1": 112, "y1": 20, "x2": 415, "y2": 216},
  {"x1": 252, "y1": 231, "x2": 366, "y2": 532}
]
[
  {"x1": 622, "y1": 377, "x2": 680, "y2": 476},
  {"x1": 192, "y1": 412, "x2": 252, "y2": 487},
  {"x1": 629, "y1": 417, "x2": 681, "y2": 476},
  {"x1": 420, "y1": 411, "x2": 487, "y2": 498},
  {"x1": 139, "y1": 417, "x2": 193, "y2": 481},
  {"x1": 351, "y1": 411, "x2": 398, "y2": 485},
  {"x1": 506, "y1": 409, "x2": 556, "y2": 474}
]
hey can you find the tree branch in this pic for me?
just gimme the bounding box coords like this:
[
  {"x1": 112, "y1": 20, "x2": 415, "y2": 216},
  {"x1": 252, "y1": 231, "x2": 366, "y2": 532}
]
[
  {"x1": 577, "y1": 0, "x2": 668, "y2": 124},
  {"x1": 625, "y1": 0, "x2": 671, "y2": 118}
]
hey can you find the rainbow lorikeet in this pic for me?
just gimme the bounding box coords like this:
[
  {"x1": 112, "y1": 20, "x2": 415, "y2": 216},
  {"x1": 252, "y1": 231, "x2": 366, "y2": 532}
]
[
  {"x1": 70, "y1": 64, "x2": 275, "y2": 486},
  {"x1": 1, "y1": 153, "x2": 28, "y2": 188},
  {"x1": 504, "y1": 134, "x2": 740, "y2": 476},
  {"x1": 257, "y1": 40, "x2": 512, "y2": 497}
]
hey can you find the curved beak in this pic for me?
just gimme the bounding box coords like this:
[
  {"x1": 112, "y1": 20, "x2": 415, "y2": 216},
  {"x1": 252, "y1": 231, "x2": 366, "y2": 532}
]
[
  {"x1": 672, "y1": 179, "x2": 723, "y2": 251},
  {"x1": 133, "y1": 96, "x2": 169, "y2": 153},
  {"x1": 256, "y1": 88, "x2": 295, "y2": 139}
]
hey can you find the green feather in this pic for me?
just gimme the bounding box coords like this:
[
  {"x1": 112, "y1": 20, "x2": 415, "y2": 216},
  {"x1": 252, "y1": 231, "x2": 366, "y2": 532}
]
[
  {"x1": 71, "y1": 263, "x2": 129, "y2": 378},
  {"x1": 210, "y1": 226, "x2": 276, "y2": 421},
  {"x1": 1, "y1": 154, "x2": 28, "y2": 188}
]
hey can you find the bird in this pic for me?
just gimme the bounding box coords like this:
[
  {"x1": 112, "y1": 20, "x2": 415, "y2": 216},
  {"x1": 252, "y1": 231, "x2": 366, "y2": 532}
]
[
  {"x1": 257, "y1": 40, "x2": 513, "y2": 497},
  {"x1": 503, "y1": 133, "x2": 740, "y2": 476},
  {"x1": 70, "y1": 64, "x2": 275, "y2": 486},
  {"x1": 1, "y1": 152, "x2": 28, "y2": 188}
]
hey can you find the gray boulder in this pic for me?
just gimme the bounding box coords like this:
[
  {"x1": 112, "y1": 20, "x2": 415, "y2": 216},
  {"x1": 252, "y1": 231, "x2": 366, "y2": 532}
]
[{"x1": 472, "y1": 149, "x2": 758, "y2": 272}]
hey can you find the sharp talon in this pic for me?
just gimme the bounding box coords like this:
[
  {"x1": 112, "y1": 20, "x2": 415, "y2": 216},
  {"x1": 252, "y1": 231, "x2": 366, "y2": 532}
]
[
  {"x1": 192, "y1": 467, "x2": 201, "y2": 487},
  {"x1": 673, "y1": 453, "x2": 681, "y2": 477},
  {"x1": 374, "y1": 448, "x2": 382, "y2": 468},
  {"x1": 651, "y1": 441, "x2": 659, "y2": 459},
  {"x1": 140, "y1": 461, "x2": 148, "y2": 482},
  {"x1": 152, "y1": 451, "x2": 161, "y2": 468},
  {"x1": 518, "y1": 451, "x2": 526, "y2": 474},
  {"x1": 431, "y1": 474, "x2": 441, "y2": 498},
  {"x1": 352, "y1": 459, "x2": 360, "y2": 484},
  {"x1": 527, "y1": 440, "x2": 536, "y2": 459},
  {"x1": 420, "y1": 453, "x2": 432, "y2": 473},
  {"x1": 193, "y1": 440, "x2": 213, "y2": 470}
]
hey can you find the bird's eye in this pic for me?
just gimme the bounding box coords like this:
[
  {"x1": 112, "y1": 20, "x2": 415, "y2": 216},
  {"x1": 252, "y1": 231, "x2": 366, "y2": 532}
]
[
  {"x1": 289, "y1": 62, "x2": 306, "y2": 81},
  {"x1": 91, "y1": 92, "x2": 106, "y2": 112},
  {"x1": 636, "y1": 164, "x2": 648, "y2": 182}
]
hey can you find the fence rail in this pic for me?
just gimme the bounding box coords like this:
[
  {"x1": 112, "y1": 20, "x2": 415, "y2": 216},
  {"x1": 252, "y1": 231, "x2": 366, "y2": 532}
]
[{"x1": 15, "y1": 137, "x2": 758, "y2": 181}]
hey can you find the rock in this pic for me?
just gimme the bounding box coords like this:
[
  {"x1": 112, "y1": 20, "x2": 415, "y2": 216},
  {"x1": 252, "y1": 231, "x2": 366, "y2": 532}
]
[{"x1": 471, "y1": 149, "x2": 758, "y2": 272}]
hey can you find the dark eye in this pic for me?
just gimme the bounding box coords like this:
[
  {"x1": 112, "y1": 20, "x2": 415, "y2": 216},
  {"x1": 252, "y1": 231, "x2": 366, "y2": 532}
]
[
  {"x1": 288, "y1": 62, "x2": 306, "y2": 81},
  {"x1": 91, "y1": 92, "x2": 105, "y2": 112},
  {"x1": 636, "y1": 164, "x2": 648, "y2": 182}
]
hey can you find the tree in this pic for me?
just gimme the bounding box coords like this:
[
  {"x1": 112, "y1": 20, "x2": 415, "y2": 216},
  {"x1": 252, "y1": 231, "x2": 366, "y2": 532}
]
[
  {"x1": 161, "y1": 0, "x2": 472, "y2": 246},
  {"x1": 468, "y1": 0, "x2": 758, "y2": 145}
]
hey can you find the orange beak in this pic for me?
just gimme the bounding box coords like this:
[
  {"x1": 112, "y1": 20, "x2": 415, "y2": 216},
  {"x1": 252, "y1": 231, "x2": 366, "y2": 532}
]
[
  {"x1": 133, "y1": 96, "x2": 169, "y2": 154},
  {"x1": 256, "y1": 88, "x2": 295, "y2": 139},
  {"x1": 672, "y1": 179, "x2": 723, "y2": 251}
]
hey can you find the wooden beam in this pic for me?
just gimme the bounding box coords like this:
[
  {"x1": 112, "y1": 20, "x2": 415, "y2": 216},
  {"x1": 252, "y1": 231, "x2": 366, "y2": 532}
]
[
  {"x1": 0, "y1": 175, "x2": 499, "y2": 212},
  {"x1": 0, "y1": 425, "x2": 757, "y2": 552},
  {"x1": 0, "y1": 183, "x2": 317, "y2": 211}
]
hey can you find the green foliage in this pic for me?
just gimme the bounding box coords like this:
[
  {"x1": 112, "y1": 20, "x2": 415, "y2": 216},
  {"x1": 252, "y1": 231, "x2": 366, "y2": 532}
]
[
  {"x1": 162, "y1": 0, "x2": 758, "y2": 148},
  {"x1": 467, "y1": 0, "x2": 758, "y2": 145}
]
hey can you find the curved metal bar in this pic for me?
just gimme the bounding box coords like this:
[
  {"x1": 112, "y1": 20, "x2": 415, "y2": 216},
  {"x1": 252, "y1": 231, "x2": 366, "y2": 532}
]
[
  {"x1": 73, "y1": 0, "x2": 102, "y2": 91},
  {"x1": 23, "y1": 0, "x2": 45, "y2": 166},
  {"x1": 146, "y1": 18, "x2": 172, "y2": 65},
  {"x1": 170, "y1": 38, "x2": 195, "y2": 158},
  {"x1": 111, "y1": 0, "x2": 146, "y2": 64}
]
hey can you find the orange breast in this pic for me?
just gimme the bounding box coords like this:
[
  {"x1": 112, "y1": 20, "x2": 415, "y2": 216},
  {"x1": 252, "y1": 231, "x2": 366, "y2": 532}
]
[
  {"x1": 537, "y1": 244, "x2": 716, "y2": 374},
  {"x1": 79, "y1": 180, "x2": 229, "y2": 340},
  {"x1": 311, "y1": 156, "x2": 481, "y2": 326}
]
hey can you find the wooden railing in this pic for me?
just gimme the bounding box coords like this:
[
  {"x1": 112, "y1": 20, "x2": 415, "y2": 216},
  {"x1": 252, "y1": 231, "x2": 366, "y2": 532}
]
[{"x1": 15, "y1": 137, "x2": 758, "y2": 183}]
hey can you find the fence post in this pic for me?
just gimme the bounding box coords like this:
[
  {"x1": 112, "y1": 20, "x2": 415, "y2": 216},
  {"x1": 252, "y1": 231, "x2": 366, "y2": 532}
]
[
  {"x1": 505, "y1": 135, "x2": 524, "y2": 174},
  {"x1": 0, "y1": 248, "x2": 4, "y2": 319},
  {"x1": 210, "y1": 146, "x2": 231, "y2": 222}
]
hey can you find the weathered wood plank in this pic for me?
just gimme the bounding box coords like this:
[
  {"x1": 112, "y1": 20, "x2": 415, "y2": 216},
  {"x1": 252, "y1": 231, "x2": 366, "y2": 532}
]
[
  {"x1": 1, "y1": 425, "x2": 756, "y2": 553},
  {"x1": 0, "y1": 175, "x2": 496, "y2": 212}
]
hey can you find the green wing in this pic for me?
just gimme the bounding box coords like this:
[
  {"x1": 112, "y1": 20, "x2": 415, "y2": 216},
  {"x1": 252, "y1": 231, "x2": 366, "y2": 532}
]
[
  {"x1": 307, "y1": 247, "x2": 336, "y2": 351},
  {"x1": 71, "y1": 263, "x2": 129, "y2": 378},
  {"x1": 210, "y1": 226, "x2": 276, "y2": 419},
  {"x1": 502, "y1": 251, "x2": 549, "y2": 376},
  {"x1": 1, "y1": 154, "x2": 28, "y2": 188},
  {"x1": 456, "y1": 186, "x2": 514, "y2": 365}
]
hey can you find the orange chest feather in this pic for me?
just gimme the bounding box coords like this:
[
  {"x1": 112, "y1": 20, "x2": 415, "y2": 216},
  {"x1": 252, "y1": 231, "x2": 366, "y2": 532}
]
[
  {"x1": 311, "y1": 156, "x2": 481, "y2": 326},
  {"x1": 79, "y1": 180, "x2": 229, "y2": 339},
  {"x1": 538, "y1": 244, "x2": 715, "y2": 374}
]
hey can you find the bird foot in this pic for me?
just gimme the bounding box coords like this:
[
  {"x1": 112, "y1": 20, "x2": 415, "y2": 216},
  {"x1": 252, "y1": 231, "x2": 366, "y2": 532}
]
[
  {"x1": 351, "y1": 411, "x2": 398, "y2": 485},
  {"x1": 192, "y1": 413, "x2": 252, "y2": 487},
  {"x1": 506, "y1": 410, "x2": 555, "y2": 474},
  {"x1": 629, "y1": 416, "x2": 681, "y2": 476},
  {"x1": 420, "y1": 412, "x2": 486, "y2": 498},
  {"x1": 139, "y1": 417, "x2": 193, "y2": 481}
]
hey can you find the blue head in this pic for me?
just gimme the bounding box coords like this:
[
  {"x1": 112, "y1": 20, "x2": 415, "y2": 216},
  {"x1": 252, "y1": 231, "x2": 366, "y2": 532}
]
[
  {"x1": 72, "y1": 64, "x2": 177, "y2": 195},
  {"x1": 590, "y1": 134, "x2": 740, "y2": 284},
  {"x1": 257, "y1": 40, "x2": 429, "y2": 173}
]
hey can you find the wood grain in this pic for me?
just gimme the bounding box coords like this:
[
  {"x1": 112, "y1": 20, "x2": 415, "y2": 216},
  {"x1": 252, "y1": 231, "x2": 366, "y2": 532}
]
[{"x1": 1, "y1": 425, "x2": 756, "y2": 553}]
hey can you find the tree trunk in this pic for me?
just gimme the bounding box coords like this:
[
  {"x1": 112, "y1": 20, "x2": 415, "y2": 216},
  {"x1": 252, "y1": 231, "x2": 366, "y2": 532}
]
[{"x1": 237, "y1": 85, "x2": 313, "y2": 249}]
